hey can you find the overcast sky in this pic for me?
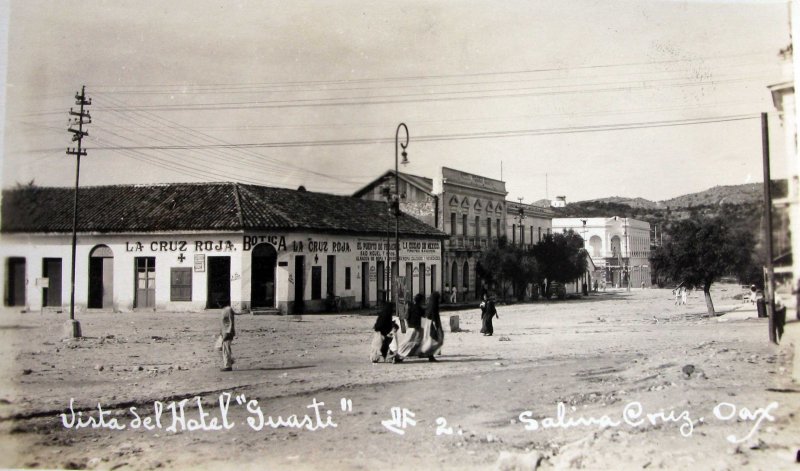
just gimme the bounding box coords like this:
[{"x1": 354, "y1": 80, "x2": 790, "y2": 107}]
[{"x1": 0, "y1": 0, "x2": 793, "y2": 203}]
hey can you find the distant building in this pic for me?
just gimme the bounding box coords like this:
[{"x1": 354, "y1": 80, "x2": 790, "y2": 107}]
[
  {"x1": 506, "y1": 200, "x2": 554, "y2": 249},
  {"x1": 1, "y1": 183, "x2": 446, "y2": 314},
  {"x1": 551, "y1": 196, "x2": 567, "y2": 208},
  {"x1": 552, "y1": 217, "x2": 651, "y2": 288}
]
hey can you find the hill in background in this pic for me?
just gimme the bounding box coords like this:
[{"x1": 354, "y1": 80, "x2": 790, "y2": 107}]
[{"x1": 580, "y1": 182, "x2": 785, "y2": 210}]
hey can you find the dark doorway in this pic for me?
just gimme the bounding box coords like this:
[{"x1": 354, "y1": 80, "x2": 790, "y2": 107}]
[
  {"x1": 88, "y1": 245, "x2": 114, "y2": 309},
  {"x1": 419, "y1": 262, "x2": 426, "y2": 299},
  {"x1": 6, "y1": 257, "x2": 26, "y2": 306},
  {"x1": 42, "y1": 258, "x2": 62, "y2": 307},
  {"x1": 134, "y1": 257, "x2": 155, "y2": 309},
  {"x1": 207, "y1": 256, "x2": 231, "y2": 308},
  {"x1": 405, "y1": 262, "x2": 413, "y2": 300},
  {"x1": 361, "y1": 261, "x2": 369, "y2": 308},
  {"x1": 311, "y1": 266, "x2": 322, "y2": 300},
  {"x1": 294, "y1": 255, "x2": 305, "y2": 314},
  {"x1": 251, "y1": 244, "x2": 277, "y2": 309},
  {"x1": 376, "y1": 260, "x2": 385, "y2": 305}
]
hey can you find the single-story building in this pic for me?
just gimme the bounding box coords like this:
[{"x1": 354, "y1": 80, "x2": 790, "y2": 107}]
[{"x1": 1, "y1": 182, "x2": 447, "y2": 314}]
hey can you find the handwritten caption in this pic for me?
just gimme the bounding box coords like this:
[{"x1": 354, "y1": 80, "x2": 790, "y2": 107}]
[
  {"x1": 60, "y1": 394, "x2": 777, "y2": 444},
  {"x1": 60, "y1": 393, "x2": 345, "y2": 433}
]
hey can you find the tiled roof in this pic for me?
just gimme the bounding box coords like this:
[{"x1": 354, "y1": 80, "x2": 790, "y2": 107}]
[{"x1": 1, "y1": 183, "x2": 447, "y2": 238}]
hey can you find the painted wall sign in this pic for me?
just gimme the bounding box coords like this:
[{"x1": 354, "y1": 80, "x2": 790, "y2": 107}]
[
  {"x1": 194, "y1": 254, "x2": 205, "y2": 272},
  {"x1": 243, "y1": 235, "x2": 286, "y2": 252},
  {"x1": 125, "y1": 240, "x2": 235, "y2": 253}
]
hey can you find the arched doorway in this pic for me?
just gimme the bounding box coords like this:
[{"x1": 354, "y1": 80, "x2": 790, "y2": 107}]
[
  {"x1": 88, "y1": 245, "x2": 113, "y2": 309},
  {"x1": 251, "y1": 244, "x2": 277, "y2": 309}
]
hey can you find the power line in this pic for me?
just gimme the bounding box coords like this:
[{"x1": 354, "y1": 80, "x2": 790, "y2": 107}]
[
  {"x1": 92, "y1": 75, "x2": 773, "y2": 112},
  {"x1": 93, "y1": 94, "x2": 367, "y2": 185},
  {"x1": 87, "y1": 49, "x2": 776, "y2": 90},
  {"x1": 89, "y1": 114, "x2": 760, "y2": 151},
  {"x1": 88, "y1": 59, "x2": 776, "y2": 96}
]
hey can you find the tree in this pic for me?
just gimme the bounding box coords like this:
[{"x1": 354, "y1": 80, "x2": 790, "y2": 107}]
[
  {"x1": 477, "y1": 237, "x2": 541, "y2": 302},
  {"x1": 651, "y1": 216, "x2": 754, "y2": 316},
  {"x1": 532, "y1": 231, "x2": 588, "y2": 296}
]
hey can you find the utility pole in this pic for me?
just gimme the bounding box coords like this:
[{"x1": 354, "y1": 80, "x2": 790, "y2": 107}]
[
  {"x1": 65, "y1": 86, "x2": 91, "y2": 338},
  {"x1": 761, "y1": 112, "x2": 776, "y2": 343}
]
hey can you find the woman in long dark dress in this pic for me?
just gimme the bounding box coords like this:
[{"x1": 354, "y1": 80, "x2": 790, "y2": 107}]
[
  {"x1": 394, "y1": 293, "x2": 425, "y2": 362},
  {"x1": 420, "y1": 292, "x2": 444, "y2": 361},
  {"x1": 370, "y1": 303, "x2": 397, "y2": 362},
  {"x1": 480, "y1": 295, "x2": 499, "y2": 336}
]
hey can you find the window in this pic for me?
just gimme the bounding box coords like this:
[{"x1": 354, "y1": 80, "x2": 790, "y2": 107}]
[
  {"x1": 170, "y1": 267, "x2": 192, "y2": 301},
  {"x1": 530, "y1": 227, "x2": 534, "y2": 244},
  {"x1": 311, "y1": 266, "x2": 322, "y2": 300},
  {"x1": 487, "y1": 217, "x2": 492, "y2": 239},
  {"x1": 345, "y1": 267, "x2": 351, "y2": 290},
  {"x1": 520, "y1": 224, "x2": 525, "y2": 245},
  {"x1": 538, "y1": 227, "x2": 542, "y2": 241},
  {"x1": 462, "y1": 214, "x2": 467, "y2": 236},
  {"x1": 462, "y1": 261, "x2": 469, "y2": 289},
  {"x1": 512, "y1": 224, "x2": 516, "y2": 244},
  {"x1": 475, "y1": 216, "x2": 480, "y2": 237},
  {"x1": 496, "y1": 219, "x2": 500, "y2": 238},
  {"x1": 326, "y1": 255, "x2": 335, "y2": 295},
  {"x1": 450, "y1": 213, "x2": 456, "y2": 236}
]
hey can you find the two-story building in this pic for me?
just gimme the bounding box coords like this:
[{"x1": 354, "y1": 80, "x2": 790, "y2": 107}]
[
  {"x1": 354, "y1": 166, "x2": 558, "y2": 302},
  {"x1": 552, "y1": 217, "x2": 651, "y2": 288}
]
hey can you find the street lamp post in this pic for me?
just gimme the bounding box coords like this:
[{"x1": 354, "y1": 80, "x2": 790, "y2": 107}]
[
  {"x1": 380, "y1": 184, "x2": 392, "y2": 306},
  {"x1": 393, "y1": 123, "x2": 409, "y2": 311}
]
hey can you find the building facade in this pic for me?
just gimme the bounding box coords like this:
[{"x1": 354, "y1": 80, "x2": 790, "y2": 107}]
[
  {"x1": 506, "y1": 200, "x2": 554, "y2": 249},
  {"x1": 1, "y1": 183, "x2": 446, "y2": 314},
  {"x1": 354, "y1": 166, "x2": 555, "y2": 302},
  {"x1": 769, "y1": 43, "x2": 799, "y2": 293},
  {"x1": 552, "y1": 217, "x2": 652, "y2": 288}
]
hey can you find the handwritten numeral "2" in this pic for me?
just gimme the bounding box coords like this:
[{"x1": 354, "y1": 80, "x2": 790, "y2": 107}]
[{"x1": 435, "y1": 417, "x2": 453, "y2": 436}]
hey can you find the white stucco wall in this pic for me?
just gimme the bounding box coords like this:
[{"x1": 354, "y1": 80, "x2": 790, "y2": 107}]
[{"x1": 0, "y1": 231, "x2": 443, "y2": 314}]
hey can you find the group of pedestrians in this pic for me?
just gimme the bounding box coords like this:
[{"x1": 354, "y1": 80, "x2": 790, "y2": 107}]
[
  {"x1": 370, "y1": 292, "x2": 445, "y2": 363},
  {"x1": 213, "y1": 288, "x2": 501, "y2": 370},
  {"x1": 370, "y1": 290, "x2": 501, "y2": 364}
]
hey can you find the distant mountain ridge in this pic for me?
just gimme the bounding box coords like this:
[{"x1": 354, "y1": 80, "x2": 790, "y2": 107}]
[{"x1": 579, "y1": 182, "x2": 779, "y2": 209}]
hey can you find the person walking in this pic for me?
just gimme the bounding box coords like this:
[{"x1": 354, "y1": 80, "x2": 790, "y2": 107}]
[
  {"x1": 370, "y1": 303, "x2": 398, "y2": 363},
  {"x1": 394, "y1": 293, "x2": 425, "y2": 363},
  {"x1": 680, "y1": 286, "x2": 688, "y2": 305},
  {"x1": 480, "y1": 294, "x2": 499, "y2": 336},
  {"x1": 420, "y1": 292, "x2": 444, "y2": 362},
  {"x1": 220, "y1": 306, "x2": 236, "y2": 371}
]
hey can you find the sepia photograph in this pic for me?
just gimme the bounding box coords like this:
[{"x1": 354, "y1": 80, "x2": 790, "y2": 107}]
[{"x1": 0, "y1": 0, "x2": 799, "y2": 469}]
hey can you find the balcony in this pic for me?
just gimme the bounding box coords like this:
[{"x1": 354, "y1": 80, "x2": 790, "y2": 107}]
[{"x1": 447, "y1": 236, "x2": 490, "y2": 251}]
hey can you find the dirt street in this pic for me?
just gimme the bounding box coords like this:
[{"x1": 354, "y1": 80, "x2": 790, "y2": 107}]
[{"x1": 0, "y1": 285, "x2": 798, "y2": 470}]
